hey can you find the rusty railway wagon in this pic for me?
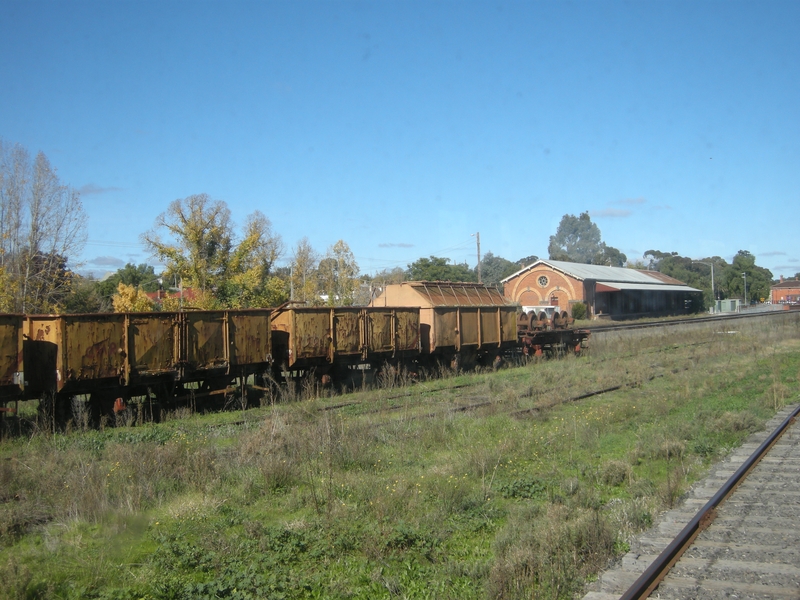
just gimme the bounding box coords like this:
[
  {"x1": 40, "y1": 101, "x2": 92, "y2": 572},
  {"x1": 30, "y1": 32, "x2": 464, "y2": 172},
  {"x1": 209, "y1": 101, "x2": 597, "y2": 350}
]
[
  {"x1": 0, "y1": 282, "x2": 590, "y2": 431},
  {"x1": 20, "y1": 309, "x2": 273, "y2": 425},
  {"x1": 371, "y1": 282, "x2": 521, "y2": 370},
  {"x1": 0, "y1": 314, "x2": 24, "y2": 426},
  {"x1": 270, "y1": 305, "x2": 420, "y2": 384}
]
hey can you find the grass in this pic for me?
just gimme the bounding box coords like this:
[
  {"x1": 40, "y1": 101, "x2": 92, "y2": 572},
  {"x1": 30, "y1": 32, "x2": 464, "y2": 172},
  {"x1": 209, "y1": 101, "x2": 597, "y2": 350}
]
[{"x1": 1, "y1": 311, "x2": 799, "y2": 599}]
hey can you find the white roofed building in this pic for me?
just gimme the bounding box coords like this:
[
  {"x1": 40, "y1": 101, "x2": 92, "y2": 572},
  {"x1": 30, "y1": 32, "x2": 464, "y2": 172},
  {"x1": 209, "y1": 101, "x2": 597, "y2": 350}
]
[{"x1": 501, "y1": 259, "x2": 703, "y2": 319}]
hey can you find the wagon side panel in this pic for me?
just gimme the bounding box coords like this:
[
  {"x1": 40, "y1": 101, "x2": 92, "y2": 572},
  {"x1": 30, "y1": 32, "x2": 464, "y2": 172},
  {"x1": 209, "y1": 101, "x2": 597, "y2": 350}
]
[
  {"x1": 128, "y1": 312, "x2": 180, "y2": 379},
  {"x1": 366, "y1": 309, "x2": 394, "y2": 354},
  {"x1": 0, "y1": 315, "x2": 23, "y2": 398},
  {"x1": 479, "y1": 308, "x2": 500, "y2": 346},
  {"x1": 394, "y1": 308, "x2": 420, "y2": 354},
  {"x1": 63, "y1": 315, "x2": 126, "y2": 384},
  {"x1": 292, "y1": 309, "x2": 333, "y2": 362},
  {"x1": 500, "y1": 307, "x2": 518, "y2": 345},
  {"x1": 184, "y1": 311, "x2": 228, "y2": 373},
  {"x1": 228, "y1": 310, "x2": 272, "y2": 369},
  {"x1": 433, "y1": 308, "x2": 459, "y2": 352},
  {"x1": 332, "y1": 309, "x2": 361, "y2": 357},
  {"x1": 459, "y1": 308, "x2": 479, "y2": 347}
]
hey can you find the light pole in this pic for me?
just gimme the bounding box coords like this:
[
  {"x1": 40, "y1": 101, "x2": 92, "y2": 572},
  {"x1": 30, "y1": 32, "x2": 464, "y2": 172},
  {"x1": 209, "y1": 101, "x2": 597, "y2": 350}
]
[
  {"x1": 692, "y1": 261, "x2": 715, "y2": 311},
  {"x1": 472, "y1": 232, "x2": 481, "y2": 284},
  {"x1": 742, "y1": 272, "x2": 747, "y2": 308}
]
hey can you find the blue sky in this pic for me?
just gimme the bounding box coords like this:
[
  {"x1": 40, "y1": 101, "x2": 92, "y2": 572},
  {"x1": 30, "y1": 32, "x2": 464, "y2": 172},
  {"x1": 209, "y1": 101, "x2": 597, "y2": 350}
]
[{"x1": 2, "y1": 0, "x2": 798, "y2": 279}]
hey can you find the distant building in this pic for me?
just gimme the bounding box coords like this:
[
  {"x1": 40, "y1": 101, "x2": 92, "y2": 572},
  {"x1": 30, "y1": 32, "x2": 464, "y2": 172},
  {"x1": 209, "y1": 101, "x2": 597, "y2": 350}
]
[
  {"x1": 771, "y1": 276, "x2": 800, "y2": 304},
  {"x1": 501, "y1": 259, "x2": 703, "y2": 319},
  {"x1": 144, "y1": 287, "x2": 198, "y2": 305}
]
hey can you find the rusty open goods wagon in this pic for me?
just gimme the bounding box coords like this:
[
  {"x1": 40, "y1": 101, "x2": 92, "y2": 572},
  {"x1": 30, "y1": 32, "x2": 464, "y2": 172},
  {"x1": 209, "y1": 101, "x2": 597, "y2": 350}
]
[
  {"x1": 0, "y1": 314, "x2": 24, "y2": 424},
  {"x1": 370, "y1": 281, "x2": 518, "y2": 368},
  {"x1": 270, "y1": 305, "x2": 420, "y2": 380},
  {"x1": 20, "y1": 309, "x2": 273, "y2": 423}
]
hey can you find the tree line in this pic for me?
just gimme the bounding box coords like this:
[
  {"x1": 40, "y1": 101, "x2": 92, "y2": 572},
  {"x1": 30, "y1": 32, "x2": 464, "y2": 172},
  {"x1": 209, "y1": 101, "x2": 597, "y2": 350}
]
[{"x1": 1, "y1": 139, "x2": 790, "y2": 314}]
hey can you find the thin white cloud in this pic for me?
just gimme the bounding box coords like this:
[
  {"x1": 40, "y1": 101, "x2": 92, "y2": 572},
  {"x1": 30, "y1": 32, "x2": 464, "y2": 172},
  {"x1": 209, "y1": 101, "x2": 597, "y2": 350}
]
[
  {"x1": 88, "y1": 255, "x2": 125, "y2": 267},
  {"x1": 613, "y1": 197, "x2": 646, "y2": 206},
  {"x1": 79, "y1": 184, "x2": 122, "y2": 195},
  {"x1": 379, "y1": 242, "x2": 414, "y2": 248},
  {"x1": 590, "y1": 209, "x2": 632, "y2": 218},
  {"x1": 761, "y1": 251, "x2": 787, "y2": 257}
]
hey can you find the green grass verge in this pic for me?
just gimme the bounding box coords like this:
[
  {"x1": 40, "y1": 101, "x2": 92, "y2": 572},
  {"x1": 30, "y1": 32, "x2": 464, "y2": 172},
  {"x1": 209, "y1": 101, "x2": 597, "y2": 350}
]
[{"x1": 1, "y1": 313, "x2": 799, "y2": 599}]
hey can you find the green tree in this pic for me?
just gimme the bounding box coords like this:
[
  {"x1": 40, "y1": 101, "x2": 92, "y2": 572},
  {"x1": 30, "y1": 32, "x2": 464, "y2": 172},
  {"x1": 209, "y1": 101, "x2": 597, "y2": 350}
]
[
  {"x1": 220, "y1": 211, "x2": 287, "y2": 308},
  {"x1": 548, "y1": 212, "x2": 626, "y2": 266},
  {"x1": 62, "y1": 274, "x2": 107, "y2": 313},
  {"x1": 723, "y1": 251, "x2": 773, "y2": 304},
  {"x1": 592, "y1": 243, "x2": 627, "y2": 267},
  {"x1": 477, "y1": 252, "x2": 519, "y2": 286},
  {"x1": 318, "y1": 240, "x2": 359, "y2": 306},
  {"x1": 644, "y1": 249, "x2": 727, "y2": 308},
  {"x1": 368, "y1": 267, "x2": 406, "y2": 286},
  {"x1": 548, "y1": 212, "x2": 602, "y2": 263},
  {"x1": 516, "y1": 255, "x2": 539, "y2": 268},
  {"x1": 406, "y1": 256, "x2": 476, "y2": 282},
  {"x1": 96, "y1": 263, "x2": 160, "y2": 299}
]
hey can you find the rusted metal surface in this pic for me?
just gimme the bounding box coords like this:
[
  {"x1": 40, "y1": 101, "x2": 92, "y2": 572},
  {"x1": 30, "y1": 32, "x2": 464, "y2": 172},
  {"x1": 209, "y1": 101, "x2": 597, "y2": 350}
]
[
  {"x1": 227, "y1": 309, "x2": 272, "y2": 370},
  {"x1": 272, "y1": 307, "x2": 422, "y2": 369},
  {"x1": 64, "y1": 315, "x2": 126, "y2": 382},
  {"x1": 182, "y1": 311, "x2": 228, "y2": 374},
  {"x1": 332, "y1": 309, "x2": 361, "y2": 357},
  {"x1": 432, "y1": 308, "x2": 459, "y2": 351},
  {"x1": 393, "y1": 308, "x2": 421, "y2": 353},
  {"x1": 0, "y1": 314, "x2": 23, "y2": 398},
  {"x1": 367, "y1": 308, "x2": 420, "y2": 355},
  {"x1": 24, "y1": 314, "x2": 127, "y2": 394},
  {"x1": 126, "y1": 312, "x2": 180, "y2": 381},
  {"x1": 427, "y1": 306, "x2": 517, "y2": 354}
]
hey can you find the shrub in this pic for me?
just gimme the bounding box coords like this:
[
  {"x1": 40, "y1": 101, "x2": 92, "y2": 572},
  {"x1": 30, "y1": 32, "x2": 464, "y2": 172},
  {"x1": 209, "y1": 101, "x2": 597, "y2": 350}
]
[
  {"x1": 601, "y1": 460, "x2": 632, "y2": 486},
  {"x1": 571, "y1": 302, "x2": 587, "y2": 320}
]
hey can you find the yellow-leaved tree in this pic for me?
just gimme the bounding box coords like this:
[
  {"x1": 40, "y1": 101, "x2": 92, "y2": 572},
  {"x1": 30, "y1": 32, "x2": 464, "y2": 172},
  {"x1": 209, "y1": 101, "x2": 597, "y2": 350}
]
[
  {"x1": 141, "y1": 194, "x2": 287, "y2": 309},
  {"x1": 112, "y1": 283, "x2": 154, "y2": 312}
]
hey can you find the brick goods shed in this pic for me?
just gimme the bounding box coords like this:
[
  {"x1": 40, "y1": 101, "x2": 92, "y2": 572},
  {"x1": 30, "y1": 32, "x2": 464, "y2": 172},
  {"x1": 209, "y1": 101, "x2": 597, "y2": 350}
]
[
  {"x1": 501, "y1": 260, "x2": 703, "y2": 319},
  {"x1": 771, "y1": 277, "x2": 800, "y2": 304}
]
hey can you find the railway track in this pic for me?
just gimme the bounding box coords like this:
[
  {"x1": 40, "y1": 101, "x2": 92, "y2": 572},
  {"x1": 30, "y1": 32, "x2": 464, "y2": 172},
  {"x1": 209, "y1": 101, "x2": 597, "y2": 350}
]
[
  {"x1": 587, "y1": 307, "x2": 792, "y2": 334},
  {"x1": 583, "y1": 402, "x2": 800, "y2": 600}
]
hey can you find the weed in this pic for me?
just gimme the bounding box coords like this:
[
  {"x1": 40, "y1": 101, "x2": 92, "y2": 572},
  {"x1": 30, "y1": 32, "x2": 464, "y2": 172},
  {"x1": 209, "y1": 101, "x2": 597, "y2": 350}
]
[{"x1": 601, "y1": 460, "x2": 632, "y2": 486}]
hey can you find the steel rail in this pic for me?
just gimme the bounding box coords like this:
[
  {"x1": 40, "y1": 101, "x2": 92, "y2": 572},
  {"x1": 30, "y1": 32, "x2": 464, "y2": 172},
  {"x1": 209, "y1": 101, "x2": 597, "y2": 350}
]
[
  {"x1": 588, "y1": 309, "x2": 791, "y2": 334},
  {"x1": 619, "y1": 402, "x2": 800, "y2": 600}
]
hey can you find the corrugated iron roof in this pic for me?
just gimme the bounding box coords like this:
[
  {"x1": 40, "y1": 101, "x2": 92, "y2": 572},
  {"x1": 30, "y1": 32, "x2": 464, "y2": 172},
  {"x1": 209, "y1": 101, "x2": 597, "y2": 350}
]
[
  {"x1": 596, "y1": 281, "x2": 702, "y2": 293},
  {"x1": 403, "y1": 281, "x2": 509, "y2": 306},
  {"x1": 501, "y1": 259, "x2": 689, "y2": 286}
]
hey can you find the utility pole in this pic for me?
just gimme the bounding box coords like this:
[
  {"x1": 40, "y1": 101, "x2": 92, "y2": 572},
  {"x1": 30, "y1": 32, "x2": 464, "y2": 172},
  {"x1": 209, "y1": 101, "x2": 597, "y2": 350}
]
[
  {"x1": 742, "y1": 272, "x2": 747, "y2": 307},
  {"x1": 692, "y1": 260, "x2": 715, "y2": 311},
  {"x1": 473, "y1": 232, "x2": 481, "y2": 283}
]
